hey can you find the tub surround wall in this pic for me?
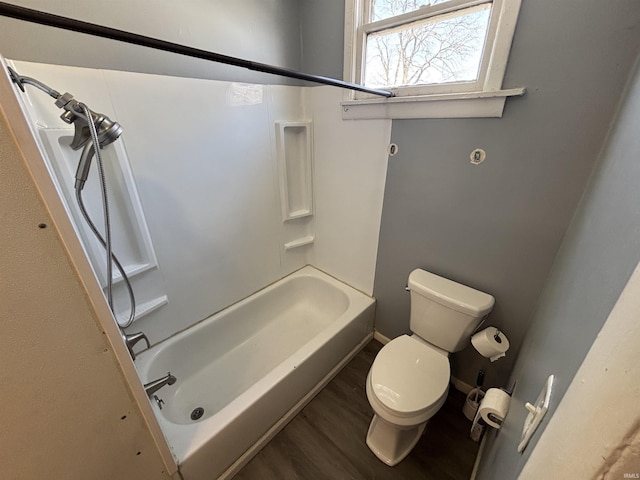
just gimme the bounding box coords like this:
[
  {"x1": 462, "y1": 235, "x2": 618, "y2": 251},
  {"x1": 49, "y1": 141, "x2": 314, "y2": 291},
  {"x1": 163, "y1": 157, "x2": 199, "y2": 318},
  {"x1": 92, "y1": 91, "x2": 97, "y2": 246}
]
[
  {"x1": 105, "y1": 70, "x2": 308, "y2": 343},
  {"x1": 10, "y1": 60, "x2": 305, "y2": 344},
  {"x1": 308, "y1": 86, "x2": 391, "y2": 295},
  {"x1": 2, "y1": 0, "x2": 393, "y2": 345},
  {"x1": 10, "y1": 60, "x2": 390, "y2": 348}
]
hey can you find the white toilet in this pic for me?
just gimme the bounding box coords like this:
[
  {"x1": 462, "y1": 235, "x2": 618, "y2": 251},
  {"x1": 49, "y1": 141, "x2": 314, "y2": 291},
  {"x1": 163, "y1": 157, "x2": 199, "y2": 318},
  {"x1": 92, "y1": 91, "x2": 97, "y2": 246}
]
[{"x1": 366, "y1": 268, "x2": 494, "y2": 466}]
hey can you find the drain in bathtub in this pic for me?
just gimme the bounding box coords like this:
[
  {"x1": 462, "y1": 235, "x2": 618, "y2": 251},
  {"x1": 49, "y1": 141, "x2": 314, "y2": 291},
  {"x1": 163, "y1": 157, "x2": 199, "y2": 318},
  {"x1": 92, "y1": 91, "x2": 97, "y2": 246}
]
[{"x1": 190, "y1": 407, "x2": 205, "y2": 420}]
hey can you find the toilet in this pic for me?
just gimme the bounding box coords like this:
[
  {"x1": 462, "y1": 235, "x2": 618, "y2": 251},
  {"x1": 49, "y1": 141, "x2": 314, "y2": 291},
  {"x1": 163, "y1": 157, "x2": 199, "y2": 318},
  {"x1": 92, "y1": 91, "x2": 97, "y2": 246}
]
[{"x1": 366, "y1": 268, "x2": 494, "y2": 466}]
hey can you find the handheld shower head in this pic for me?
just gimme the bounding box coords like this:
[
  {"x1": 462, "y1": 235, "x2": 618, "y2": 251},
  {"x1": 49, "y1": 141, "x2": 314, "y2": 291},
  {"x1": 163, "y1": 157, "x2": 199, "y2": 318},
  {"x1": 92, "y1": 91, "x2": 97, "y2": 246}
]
[
  {"x1": 7, "y1": 66, "x2": 123, "y2": 188},
  {"x1": 8, "y1": 66, "x2": 122, "y2": 148},
  {"x1": 9, "y1": 66, "x2": 137, "y2": 332},
  {"x1": 55, "y1": 92, "x2": 123, "y2": 150}
]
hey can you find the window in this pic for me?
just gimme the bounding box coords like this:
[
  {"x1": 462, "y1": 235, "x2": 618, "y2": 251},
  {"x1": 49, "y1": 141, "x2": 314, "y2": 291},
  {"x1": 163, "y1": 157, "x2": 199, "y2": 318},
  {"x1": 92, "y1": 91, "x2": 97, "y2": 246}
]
[{"x1": 343, "y1": 0, "x2": 525, "y2": 119}]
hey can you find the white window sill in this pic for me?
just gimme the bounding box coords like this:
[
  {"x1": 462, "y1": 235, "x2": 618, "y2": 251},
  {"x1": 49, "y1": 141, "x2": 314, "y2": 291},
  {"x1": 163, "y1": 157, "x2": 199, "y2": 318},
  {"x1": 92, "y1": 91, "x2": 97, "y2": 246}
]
[{"x1": 341, "y1": 87, "x2": 526, "y2": 120}]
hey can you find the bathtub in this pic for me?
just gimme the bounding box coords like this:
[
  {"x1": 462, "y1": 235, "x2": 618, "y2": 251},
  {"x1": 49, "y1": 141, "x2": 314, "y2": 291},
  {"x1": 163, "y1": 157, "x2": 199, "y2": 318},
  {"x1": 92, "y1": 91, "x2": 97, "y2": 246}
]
[{"x1": 135, "y1": 265, "x2": 375, "y2": 479}]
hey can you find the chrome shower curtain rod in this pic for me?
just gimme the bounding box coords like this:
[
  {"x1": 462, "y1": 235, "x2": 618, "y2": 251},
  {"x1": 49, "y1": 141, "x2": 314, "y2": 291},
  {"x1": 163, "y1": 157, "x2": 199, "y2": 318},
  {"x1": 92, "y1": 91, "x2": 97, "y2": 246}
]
[{"x1": 0, "y1": 2, "x2": 394, "y2": 98}]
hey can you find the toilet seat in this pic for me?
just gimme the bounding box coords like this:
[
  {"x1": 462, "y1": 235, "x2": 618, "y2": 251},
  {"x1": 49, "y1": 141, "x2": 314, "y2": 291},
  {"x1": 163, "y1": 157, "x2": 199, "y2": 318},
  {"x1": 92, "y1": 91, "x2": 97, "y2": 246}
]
[{"x1": 368, "y1": 335, "x2": 450, "y2": 422}]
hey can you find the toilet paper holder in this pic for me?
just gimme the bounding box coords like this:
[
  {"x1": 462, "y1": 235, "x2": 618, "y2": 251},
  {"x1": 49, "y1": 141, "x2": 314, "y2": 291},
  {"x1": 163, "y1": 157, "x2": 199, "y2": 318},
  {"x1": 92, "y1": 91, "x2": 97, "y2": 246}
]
[
  {"x1": 471, "y1": 326, "x2": 509, "y2": 361},
  {"x1": 487, "y1": 412, "x2": 504, "y2": 426},
  {"x1": 493, "y1": 329, "x2": 502, "y2": 343}
]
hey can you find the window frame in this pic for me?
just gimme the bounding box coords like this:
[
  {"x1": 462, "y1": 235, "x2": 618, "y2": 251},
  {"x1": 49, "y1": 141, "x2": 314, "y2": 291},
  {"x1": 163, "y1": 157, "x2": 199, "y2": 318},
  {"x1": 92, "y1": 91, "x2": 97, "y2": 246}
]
[{"x1": 343, "y1": 0, "x2": 525, "y2": 119}]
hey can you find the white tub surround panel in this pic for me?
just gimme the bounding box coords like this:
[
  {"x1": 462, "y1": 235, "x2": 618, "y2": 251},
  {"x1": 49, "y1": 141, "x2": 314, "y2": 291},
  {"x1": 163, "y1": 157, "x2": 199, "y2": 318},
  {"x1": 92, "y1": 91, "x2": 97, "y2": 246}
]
[
  {"x1": 9, "y1": 60, "x2": 312, "y2": 344},
  {"x1": 9, "y1": 61, "x2": 390, "y2": 347},
  {"x1": 309, "y1": 86, "x2": 392, "y2": 295},
  {"x1": 8, "y1": 60, "x2": 171, "y2": 332},
  {"x1": 104, "y1": 70, "x2": 289, "y2": 342}
]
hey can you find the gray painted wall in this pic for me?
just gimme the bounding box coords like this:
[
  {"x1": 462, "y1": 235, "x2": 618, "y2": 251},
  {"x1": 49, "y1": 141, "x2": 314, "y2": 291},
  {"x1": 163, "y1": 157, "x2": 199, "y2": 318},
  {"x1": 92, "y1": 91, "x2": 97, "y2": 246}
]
[
  {"x1": 300, "y1": 0, "x2": 345, "y2": 80},
  {"x1": 372, "y1": 0, "x2": 640, "y2": 389},
  {"x1": 477, "y1": 56, "x2": 640, "y2": 480},
  {"x1": 0, "y1": 0, "x2": 302, "y2": 84}
]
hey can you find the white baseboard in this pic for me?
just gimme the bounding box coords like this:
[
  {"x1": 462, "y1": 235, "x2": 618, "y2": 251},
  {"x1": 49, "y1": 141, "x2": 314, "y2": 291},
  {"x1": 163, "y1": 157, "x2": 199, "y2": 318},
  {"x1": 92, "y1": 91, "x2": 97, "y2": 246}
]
[
  {"x1": 373, "y1": 329, "x2": 391, "y2": 344},
  {"x1": 450, "y1": 376, "x2": 475, "y2": 394},
  {"x1": 470, "y1": 431, "x2": 488, "y2": 480}
]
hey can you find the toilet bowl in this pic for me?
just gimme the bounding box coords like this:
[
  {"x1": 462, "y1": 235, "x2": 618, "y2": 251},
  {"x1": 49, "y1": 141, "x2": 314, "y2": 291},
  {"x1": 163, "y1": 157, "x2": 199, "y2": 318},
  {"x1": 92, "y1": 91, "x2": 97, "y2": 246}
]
[
  {"x1": 365, "y1": 334, "x2": 450, "y2": 466},
  {"x1": 365, "y1": 269, "x2": 494, "y2": 466}
]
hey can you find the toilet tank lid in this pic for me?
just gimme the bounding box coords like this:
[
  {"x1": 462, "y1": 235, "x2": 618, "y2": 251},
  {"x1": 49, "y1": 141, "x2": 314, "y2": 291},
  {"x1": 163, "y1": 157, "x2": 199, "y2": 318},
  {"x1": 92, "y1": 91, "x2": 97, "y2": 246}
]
[{"x1": 408, "y1": 269, "x2": 495, "y2": 316}]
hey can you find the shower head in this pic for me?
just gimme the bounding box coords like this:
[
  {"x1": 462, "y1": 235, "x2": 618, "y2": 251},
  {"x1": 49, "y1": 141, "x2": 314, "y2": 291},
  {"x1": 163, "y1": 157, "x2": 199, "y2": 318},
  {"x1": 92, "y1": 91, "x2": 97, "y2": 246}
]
[
  {"x1": 7, "y1": 66, "x2": 122, "y2": 150},
  {"x1": 8, "y1": 66, "x2": 123, "y2": 189},
  {"x1": 54, "y1": 91, "x2": 123, "y2": 150}
]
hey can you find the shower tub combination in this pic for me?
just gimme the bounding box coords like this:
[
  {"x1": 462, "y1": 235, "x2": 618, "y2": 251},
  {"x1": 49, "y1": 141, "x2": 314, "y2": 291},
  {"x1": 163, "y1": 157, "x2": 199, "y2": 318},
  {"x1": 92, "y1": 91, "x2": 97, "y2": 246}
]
[{"x1": 136, "y1": 266, "x2": 375, "y2": 479}]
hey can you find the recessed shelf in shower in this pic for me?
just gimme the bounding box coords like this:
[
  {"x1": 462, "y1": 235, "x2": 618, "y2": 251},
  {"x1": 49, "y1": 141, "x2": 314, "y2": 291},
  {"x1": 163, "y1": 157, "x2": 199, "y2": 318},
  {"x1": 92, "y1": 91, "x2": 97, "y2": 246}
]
[
  {"x1": 116, "y1": 295, "x2": 168, "y2": 326},
  {"x1": 276, "y1": 121, "x2": 313, "y2": 222},
  {"x1": 284, "y1": 235, "x2": 315, "y2": 250}
]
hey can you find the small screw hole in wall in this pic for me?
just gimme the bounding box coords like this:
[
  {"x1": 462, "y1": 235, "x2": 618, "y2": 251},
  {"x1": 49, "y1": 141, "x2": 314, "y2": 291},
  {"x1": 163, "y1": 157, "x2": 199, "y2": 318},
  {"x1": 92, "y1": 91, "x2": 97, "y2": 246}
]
[
  {"x1": 136, "y1": 451, "x2": 141, "y2": 456},
  {"x1": 388, "y1": 143, "x2": 399, "y2": 156},
  {"x1": 38, "y1": 223, "x2": 47, "y2": 229},
  {"x1": 121, "y1": 415, "x2": 127, "y2": 420}
]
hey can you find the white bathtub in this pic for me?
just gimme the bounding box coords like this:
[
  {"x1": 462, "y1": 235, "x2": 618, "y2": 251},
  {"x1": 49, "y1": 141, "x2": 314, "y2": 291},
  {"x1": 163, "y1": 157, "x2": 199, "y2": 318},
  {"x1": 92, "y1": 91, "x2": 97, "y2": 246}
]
[{"x1": 135, "y1": 266, "x2": 375, "y2": 479}]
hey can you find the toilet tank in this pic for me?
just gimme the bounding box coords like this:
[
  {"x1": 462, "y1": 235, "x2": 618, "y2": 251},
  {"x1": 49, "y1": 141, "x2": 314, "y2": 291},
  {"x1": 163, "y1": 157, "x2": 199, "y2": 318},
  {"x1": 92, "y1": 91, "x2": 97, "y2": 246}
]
[{"x1": 408, "y1": 269, "x2": 495, "y2": 353}]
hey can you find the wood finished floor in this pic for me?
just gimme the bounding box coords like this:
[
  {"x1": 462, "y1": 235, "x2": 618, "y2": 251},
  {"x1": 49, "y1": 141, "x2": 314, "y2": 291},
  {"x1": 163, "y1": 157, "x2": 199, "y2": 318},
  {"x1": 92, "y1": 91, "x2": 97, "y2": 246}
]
[{"x1": 234, "y1": 340, "x2": 479, "y2": 480}]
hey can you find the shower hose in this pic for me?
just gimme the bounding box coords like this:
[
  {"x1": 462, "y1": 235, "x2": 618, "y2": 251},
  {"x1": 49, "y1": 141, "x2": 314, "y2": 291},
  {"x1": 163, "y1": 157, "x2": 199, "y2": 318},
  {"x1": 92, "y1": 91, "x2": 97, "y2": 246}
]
[{"x1": 74, "y1": 103, "x2": 136, "y2": 329}]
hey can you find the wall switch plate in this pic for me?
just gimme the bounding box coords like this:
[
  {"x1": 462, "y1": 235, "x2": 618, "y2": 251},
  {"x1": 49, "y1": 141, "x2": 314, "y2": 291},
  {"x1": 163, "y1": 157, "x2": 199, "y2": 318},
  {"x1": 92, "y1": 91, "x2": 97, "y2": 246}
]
[{"x1": 517, "y1": 374, "x2": 554, "y2": 453}]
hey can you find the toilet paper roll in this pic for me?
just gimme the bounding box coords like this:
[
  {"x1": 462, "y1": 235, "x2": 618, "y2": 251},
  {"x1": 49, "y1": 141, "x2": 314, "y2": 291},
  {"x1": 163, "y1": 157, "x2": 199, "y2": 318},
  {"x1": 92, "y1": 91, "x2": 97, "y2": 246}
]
[
  {"x1": 471, "y1": 326, "x2": 509, "y2": 362},
  {"x1": 477, "y1": 388, "x2": 510, "y2": 429}
]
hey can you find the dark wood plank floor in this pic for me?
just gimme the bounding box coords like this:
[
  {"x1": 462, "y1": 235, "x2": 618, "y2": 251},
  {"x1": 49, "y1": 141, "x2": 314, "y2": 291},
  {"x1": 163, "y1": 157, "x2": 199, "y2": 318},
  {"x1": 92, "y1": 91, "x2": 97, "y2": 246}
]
[{"x1": 234, "y1": 340, "x2": 479, "y2": 480}]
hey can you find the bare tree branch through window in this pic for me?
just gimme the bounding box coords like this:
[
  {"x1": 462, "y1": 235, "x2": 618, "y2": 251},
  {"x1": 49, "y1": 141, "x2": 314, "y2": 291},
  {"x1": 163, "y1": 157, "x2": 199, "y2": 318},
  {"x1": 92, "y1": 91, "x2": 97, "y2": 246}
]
[{"x1": 365, "y1": 0, "x2": 491, "y2": 88}]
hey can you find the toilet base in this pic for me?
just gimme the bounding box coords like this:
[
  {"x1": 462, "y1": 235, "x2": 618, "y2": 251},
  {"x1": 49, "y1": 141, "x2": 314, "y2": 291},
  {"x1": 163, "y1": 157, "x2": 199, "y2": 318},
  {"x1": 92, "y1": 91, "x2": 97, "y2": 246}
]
[{"x1": 366, "y1": 414, "x2": 428, "y2": 466}]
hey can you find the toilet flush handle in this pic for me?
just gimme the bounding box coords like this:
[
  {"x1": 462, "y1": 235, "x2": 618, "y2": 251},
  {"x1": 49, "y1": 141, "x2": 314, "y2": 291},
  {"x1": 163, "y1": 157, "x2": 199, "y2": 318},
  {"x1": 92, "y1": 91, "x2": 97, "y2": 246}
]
[{"x1": 404, "y1": 286, "x2": 410, "y2": 292}]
